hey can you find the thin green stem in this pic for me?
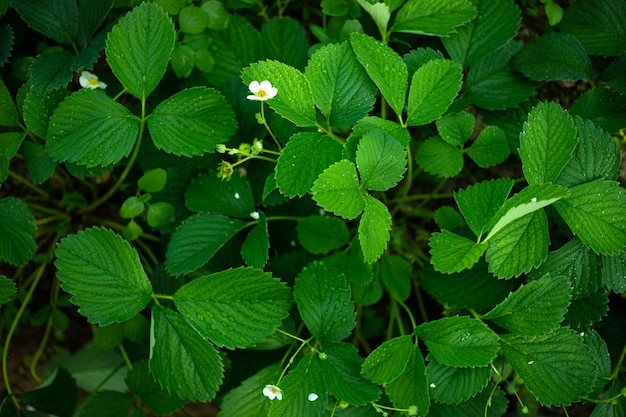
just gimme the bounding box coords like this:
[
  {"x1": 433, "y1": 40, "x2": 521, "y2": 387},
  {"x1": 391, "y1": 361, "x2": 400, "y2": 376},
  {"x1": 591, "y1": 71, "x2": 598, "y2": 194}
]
[
  {"x1": 396, "y1": 298, "x2": 417, "y2": 330},
  {"x1": 609, "y1": 341, "x2": 626, "y2": 381},
  {"x1": 8, "y1": 171, "x2": 49, "y2": 198},
  {"x1": 261, "y1": 102, "x2": 282, "y2": 150},
  {"x1": 29, "y1": 279, "x2": 61, "y2": 383},
  {"x1": 118, "y1": 344, "x2": 134, "y2": 370}
]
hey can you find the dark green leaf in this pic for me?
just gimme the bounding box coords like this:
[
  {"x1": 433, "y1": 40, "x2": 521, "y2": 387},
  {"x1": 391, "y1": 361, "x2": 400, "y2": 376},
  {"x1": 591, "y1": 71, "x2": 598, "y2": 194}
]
[
  {"x1": 28, "y1": 49, "x2": 73, "y2": 94},
  {"x1": 126, "y1": 360, "x2": 186, "y2": 415},
  {"x1": 219, "y1": 364, "x2": 280, "y2": 417},
  {"x1": 0, "y1": 23, "x2": 14, "y2": 68},
  {"x1": 362, "y1": 335, "x2": 413, "y2": 384},
  {"x1": 570, "y1": 88, "x2": 626, "y2": 134},
  {"x1": 358, "y1": 195, "x2": 392, "y2": 264},
  {"x1": 0, "y1": 197, "x2": 36, "y2": 266},
  {"x1": 77, "y1": 391, "x2": 133, "y2": 417},
  {"x1": 454, "y1": 178, "x2": 514, "y2": 238},
  {"x1": 356, "y1": 130, "x2": 407, "y2": 192},
  {"x1": 269, "y1": 357, "x2": 327, "y2": 417},
  {"x1": 22, "y1": 82, "x2": 68, "y2": 139},
  {"x1": 429, "y1": 230, "x2": 487, "y2": 274},
  {"x1": 261, "y1": 17, "x2": 308, "y2": 70},
  {"x1": 11, "y1": 0, "x2": 78, "y2": 44},
  {"x1": 565, "y1": 290, "x2": 609, "y2": 327},
  {"x1": 311, "y1": 160, "x2": 364, "y2": 220},
  {"x1": 428, "y1": 387, "x2": 509, "y2": 417},
  {"x1": 385, "y1": 345, "x2": 430, "y2": 415},
  {"x1": 77, "y1": 0, "x2": 115, "y2": 45},
  {"x1": 466, "y1": 126, "x2": 510, "y2": 168},
  {"x1": 297, "y1": 215, "x2": 349, "y2": 254},
  {"x1": 186, "y1": 172, "x2": 255, "y2": 218},
  {"x1": 602, "y1": 250, "x2": 626, "y2": 293},
  {"x1": 0, "y1": 76, "x2": 18, "y2": 126},
  {"x1": 436, "y1": 111, "x2": 475, "y2": 146},
  {"x1": 415, "y1": 136, "x2": 464, "y2": 178},
  {"x1": 21, "y1": 368, "x2": 76, "y2": 417},
  {"x1": 241, "y1": 212, "x2": 269, "y2": 268},
  {"x1": 379, "y1": 255, "x2": 411, "y2": 301},
  {"x1": 0, "y1": 275, "x2": 16, "y2": 305},
  {"x1": 426, "y1": 356, "x2": 490, "y2": 405},
  {"x1": 391, "y1": 0, "x2": 476, "y2": 37},
  {"x1": 0, "y1": 132, "x2": 24, "y2": 183},
  {"x1": 22, "y1": 142, "x2": 55, "y2": 185}
]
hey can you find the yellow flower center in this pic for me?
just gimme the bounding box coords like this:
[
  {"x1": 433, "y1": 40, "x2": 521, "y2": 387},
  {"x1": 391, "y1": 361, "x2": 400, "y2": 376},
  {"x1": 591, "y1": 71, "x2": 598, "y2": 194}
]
[{"x1": 256, "y1": 89, "x2": 267, "y2": 98}]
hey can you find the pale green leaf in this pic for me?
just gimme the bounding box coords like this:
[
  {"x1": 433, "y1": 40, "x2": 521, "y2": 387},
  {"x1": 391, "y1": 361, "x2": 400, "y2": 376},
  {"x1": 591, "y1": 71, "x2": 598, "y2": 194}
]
[
  {"x1": 294, "y1": 261, "x2": 355, "y2": 342},
  {"x1": 415, "y1": 136, "x2": 464, "y2": 178},
  {"x1": 105, "y1": 2, "x2": 175, "y2": 100},
  {"x1": 119, "y1": 197, "x2": 145, "y2": 219},
  {"x1": 174, "y1": 267, "x2": 292, "y2": 349},
  {"x1": 165, "y1": 213, "x2": 246, "y2": 276},
  {"x1": 391, "y1": 0, "x2": 476, "y2": 36},
  {"x1": 554, "y1": 179, "x2": 626, "y2": 255},
  {"x1": 0, "y1": 132, "x2": 25, "y2": 183},
  {"x1": 0, "y1": 275, "x2": 16, "y2": 305},
  {"x1": 11, "y1": 0, "x2": 78, "y2": 44},
  {"x1": 406, "y1": 59, "x2": 463, "y2": 126},
  {"x1": 515, "y1": 32, "x2": 592, "y2": 81},
  {"x1": 305, "y1": 42, "x2": 376, "y2": 126},
  {"x1": 54, "y1": 227, "x2": 152, "y2": 325},
  {"x1": 22, "y1": 142, "x2": 55, "y2": 185},
  {"x1": 350, "y1": 32, "x2": 407, "y2": 119},
  {"x1": 241, "y1": 60, "x2": 316, "y2": 126},
  {"x1": 297, "y1": 215, "x2": 349, "y2": 254},
  {"x1": 466, "y1": 126, "x2": 510, "y2": 168},
  {"x1": 186, "y1": 172, "x2": 255, "y2": 218},
  {"x1": 148, "y1": 87, "x2": 237, "y2": 157},
  {"x1": 442, "y1": 0, "x2": 521, "y2": 67},
  {"x1": 361, "y1": 335, "x2": 413, "y2": 384},
  {"x1": 379, "y1": 255, "x2": 411, "y2": 301},
  {"x1": 149, "y1": 306, "x2": 223, "y2": 402},
  {"x1": 146, "y1": 202, "x2": 175, "y2": 228},
  {"x1": 138, "y1": 168, "x2": 167, "y2": 193},
  {"x1": 311, "y1": 160, "x2": 364, "y2": 220},
  {"x1": 356, "y1": 130, "x2": 406, "y2": 191},
  {"x1": 275, "y1": 132, "x2": 343, "y2": 198},
  {"x1": 385, "y1": 345, "x2": 430, "y2": 415},
  {"x1": 454, "y1": 178, "x2": 514, "y2": 238},
  {"x1": 501, "y1": 328, "x2": 595, "y2": 406},
  {"x1": 178, "y1": 6, "x2": 210, "y2": 34},
  {"x1": 414, "y1": 316, "x2": 499, "y2": 367},
  {"x1": 46, "y1": 90, "x2": 139, "y2": 168},
  {"x1": 436, "y1": 111, "x2": 475, "y2": 146},
  {"x1": 270, "y1": 357, "x2": 327, "y2": 417},
  {"x1": 486, "y1": 211, "x2": 550, "y2": 279},
  {"x1": 429, "y1": 230, "x2": 487, "y2": 274},
  {"x1": 241, "y1": 212, "x2": 269, "y2": 268},
  {"x1": 483, "y1": 274, "x2": 572, "y2": 336},
  {"x1": 0, "y1": 197, "x2": 36, "y2": 266},
  {"x1": 0, "y1": 76, "x2": 18, "y2": 126},
  {"x1": 125, "y1": 361, "x2": 185, "y2": 415},
  {"x1": 319, "y1": 342, "x2": 380, "y2": 405},
  {"x1": 358, "y1": 195, "x2": 392, "y2": 264},
  {"x1": 219, "y1": 364, "x2": 280, "y2": 417},
  {"x1": 426, "y1": 356, "x2": 490, "y2": 405},
  {"x1": 519, "y1": 101, "x2": 578, "y2": 186}
]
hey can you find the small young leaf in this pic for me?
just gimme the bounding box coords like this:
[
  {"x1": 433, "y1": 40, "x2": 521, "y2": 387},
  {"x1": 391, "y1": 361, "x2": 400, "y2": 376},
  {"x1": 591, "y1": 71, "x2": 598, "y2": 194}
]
[
  {"x1": 501, "y1": 328, "x2": 595, "y2": 406},
  {"x1": 241, "y1": 212, "x2": 269, "y2": 268},
  {"x1": 147, "y1": 202, "x2": 175, "y2": 228},
  {"x1": 414, "y1": 316, "x2": 499, "y2": 367},
  {"x1": 174, "y1": 267, "x2": 292, "y2": 349},
  {"x1": 415, "y1": 136, "x2": 464, "y2": 178},
  {"x1": 0, "y1": 275, "x2": 16, "y2": 305},
  {"x1": 126, "y1": 361, "x2": 185, "y2": 415},
  {"x1": 362, "y1": 335, "x2": 413, "y2": 384},
  {"x1": 391, "y1": 0, "x2": 476, "y2": 37},
  {"x1": 358, "y1": 195, "x2": 392, "y2": 264},
  {"x1": 385, "y1": 345, "x2": 430, "y2": 415},
  {"x1": 426, "y1": 356, "x2": 490, "y2": 405},
  {"x1": 429, "y1": 230, "x2": 487, "y2": 274},
  {"x1": 186, "y1": 172, "x2": 255, "y2": 218},
  {"x1": 275, "y1": 132, "x2": 343, "y2": 198},
  {"x1": 149, "y1": 306, "x2": 224, "y2": 402},
  {"x1": 554, "y1": 179, "x2": 626, "y2": 255},
  {"x1": 46, "y1": 90, "x2": 139, "y2": 168},
  {"x1": 0, "y1": 197, "x2": 36, "y2": 266},
  {"x1": 119, "y1": 197, "x2": 145, "y2": 219},
  {"x1": 105, "y1": 2, "x2": 176, "y2": 100},
  {"x1": 294, "y1": 261, "x2": 355, "y2": 342},
  {"x1": 219, "y1": 364, "x2": 280, "y2": 417},
  {"x1": 406, "y1": 59, "x2": 463, "y2": 126},
  {"x1": 483, "y1": 274, "x2": 572, "y2": 336},
  {"x1": 350, "y1": 32, "x2": 407, "y2": 119},
  {"x1": 138, "y1": 168, "x2": 167, "y2": 193},
  {"x1": 454, "y1": 178, "x2": 514, "y2": 238},
  {"x1": 178, "y1": 6, "x2": 210, "y2": 34},
  {"x1": 356, "y1": 130, "x2": 407, "y2": 192},
  {"x1": 269, "y1": 357, "x2": 327, "y2": 417},
  {"x1": 148, "y1": 87, "x2": 237, "y2": 157},
  {"x1": 436, "y1": 111, "x2": 475, "y2": 146},
  {"x1": 297, "y1": 215, "x2": 349, "y2": 254},
  {"x1": 54, "y1": 227, "x2": 153, "y2": 325},
  {"x1": 165, "y1": 213, "x2": 246, "y2": 276},
  {"x1": 311, "y1": 160, "x2": 364, "y2": 220},
  {"x1": 20, "y1": 368, "x2": 77, "y2": 417},
  {"x1": 519, "y1": 101, "x2": 578, "y2": 186},
  {"x1": 466, "y1": 126, "x2": 510, "y2": 168}
]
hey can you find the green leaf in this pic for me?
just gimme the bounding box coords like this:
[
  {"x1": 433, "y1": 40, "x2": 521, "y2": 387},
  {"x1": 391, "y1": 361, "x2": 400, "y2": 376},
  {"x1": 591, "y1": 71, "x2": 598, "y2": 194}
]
[
  {"x1": 149, "y1": 305, "x2": 224, "y2": 402},
  {"x1": 415, "y1": 136, "x2": 464, "y2": 178},
  {"x1": 275, "y1": 132, "x2": 343, "y2": 198},
  {"x1": 466, "y1": 126, "x2": 510, "y2": 168},
  {"x1": 385, "y1": 345, "x2": 430, "y2": 415},
  {"x1": 138, "y1": 168, "x2": 167, "y2": 193},
  {"x1": 565, "y1": 290, "x2": 609, "y2": 328},
  {"x1": 174, "y1": 267, "x2": 291, "y2": 349},
  {"x1": 356, "y1": 130, "x2": 406, "y2": 191},
  {"x1": 119, "y1": 196, "x2": 145, "y2": 219},
  {"x1": 0, "y1": 197, "x2": 36, "y2": 266},
  {"x1": 558, "y1": 0, "x2": 626, "y2": 56},
  {"x1": 261, "y1": 17, "x2": 308, "y2": 70},
  {"x1": 356, "y1": 0, "x2": 390, "y2": 36},
  {"x1": 241, "y1": 60, "x2": 316, "y2": 127},
  {"x1": 311, "y1": 160, "x2": 364, "y2": 220},
  {"x1": 297, "y1": 215, "x2": 349, "y2": 254},
  {"x1": 436, "y1": 111, "x2": 475, "y2": 146},
  {"x1": 46, "y1": 90, "x2": 139, "y2": 168},
  {"x1": 414, "y1": 316, "x2": 499, "y2": 367},
  {"x1": 406, "y1": 59, "x2": 463, "y2": 126},
  {"x1": 571, "y1": 88, "x2": 626, "y2": 134},
  {"x1": 0, "y1": 77, "x2": 18, "y2": 126},
  {"x1": 349, "y1": 116, "x2": 411, "y2": 150},
  {"x1": 241, "y1": 212, "x2": 269, "y2": 268},
  {"x1": 165, "y1": 213, "x2": 246, "y2": 276},
  {"x1": 22, "y1": 142, "x2": 55, "y2": 185},
  {"x1": 219, "y1": 364, "x2": 280, "y2": 417},
  {"x1": 557, "y1": 116, "x2": 621, "y2": 187},
  {"x1": 426, "y1": 356, "x2": 490, "y2": 405},
  {"x1": 305, "y1": 42, "x2": 376, "y2": 126},
  {"x1": 433, "y1": 206, "x2": 466, "y2": 231},
  {"x1": 501, "y1": 328, "x2": 595, "y2": 406},
  {"x1": 602, "y1": 54, "x2": 626, "y2": 95},
  {"x1": 22, "y1": 82, "x2": 68, "y2": 139},
  {"x1": 602, "y1": 250, "x2": 626, "y2": 293},
  {"x1": 0, "y1": 132, "x2": 25, "y2": 183},
  {"x1": 483, "y1": 274, "x2": 572, "y2": 336},
  {"x1": 0, "y1": 275, "x2": 15, "y2": 305},
  {"x1": 404, "y1": 47, "x2": 446, "y2": 77},
  {"x1": 148, "y1": 87, "x2": 237, "y2": 157},
  {"x1": 77, "y1": 391, "x2": 133, "y2": 417},
  {"x1": 428, "y1": 387, "x2": 509, "y2": 417},
  {"x1": 514, "y1": 32, "x2": 592, "y2": 81},
  {"x1": 146, "y1": 202, "x2": 175, "y2": 228},
  {"x1": 77, "y1": 0, "x2": 115, "y2": 46},
  {"x1": 105, "y1": 2, "x2": 176, "y2": 100},
  {"x1": 442, "y1": 0, "x2": 521, "y2": 67},
  {"x1": 11, "y1": 0, "x2": 78, "y2": 44},
  {"x1": 362, "y1": 335, "x2": 413, "y2": 384},
  {"x1": 269, "y1": 357, "x2": 327, "y2": 417},
  {"x1": 0, "y1": 23, "x2": 12, "y2": 69},
  {"x1": 350, "y1": 32, "x2": 407, "y2": 119},
  {"x1": 454, "y1": 178, "x2": 514, "y2": 238},
  {"x1": 179, "y1": 6, "x2": 210, "y2": 34},
  {"x1": 294, "y1": 261, "x2": 355, "y2": 342},
  {"x1": 186, "y1": 172, "x2": 255, "y2": 218},
  {"x1": 319, "y1": 342, "x2": 381, "y2": 405},
  {"x1": 54, "y1": 227, "x2": 153, "y2": 325},
  {"x1": 429, "y1": 230, "x2": 487, "y2": 274},
  {"x1": 126, "y1": 361, "x2": 185, "y2": 415},
  {"x1": 391, "y1": 0, "x2": 476, "y2": 36},
  {"x1": 554, "y1": 179, "x2": 626, "y2": 255},
  {"x1": 486, "y1": 210, "x2": 550, "y2": 279},
  {"x1": 20, "y1": 368, "x2": 76, "y2": 417},
  {"x1": 358, "y1": 195, "x2": 392, "y2": 264},
  {"x1": 28, "y1": 49, "x2": 73, "y2": 94},
  {"x1": 379, "y1": 255, "x2": 411, "y2": 301}
]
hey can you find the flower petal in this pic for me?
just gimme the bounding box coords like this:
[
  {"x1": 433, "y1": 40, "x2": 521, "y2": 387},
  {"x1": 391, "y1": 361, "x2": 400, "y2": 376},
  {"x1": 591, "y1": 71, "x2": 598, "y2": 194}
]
[{"x1": 248, "y1": 80, "x2": 261, "y2": 93}]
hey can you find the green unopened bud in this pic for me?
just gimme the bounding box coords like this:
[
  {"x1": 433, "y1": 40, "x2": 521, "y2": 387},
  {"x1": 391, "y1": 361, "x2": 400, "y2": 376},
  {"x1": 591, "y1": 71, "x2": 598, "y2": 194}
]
[
  {"x1": 217, "y1": 160, "x2": 234, "y2": 181},
  {"x1": 216, "y1": 144, "x2": 227, "y2": 153},
  {"x1": 252, "y1": 138, "x2": 264, "y2": 154},
  {"x1": 238, "y1": 143, "x2": 251, "y2": 155},
  {"x1": 318, "y1": 352, "x2": 328, "y2": 360},
  {"x1": 408, "y1": 405, "x2": 419, "y2": 416}
]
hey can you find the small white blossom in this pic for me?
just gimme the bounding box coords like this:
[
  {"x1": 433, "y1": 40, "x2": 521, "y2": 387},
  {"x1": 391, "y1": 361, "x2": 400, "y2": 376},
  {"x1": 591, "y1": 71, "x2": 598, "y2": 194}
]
[
  {"x1": 247, "y1": 80, "x2": 278, "y2": 101},
  {"x1": 234, "y1": 192, "x2": 240, "y2": 199},
  {"x1": 79, "y1": 71, "x2": 107, "y2": 89},
  {"x1": 250, "y1": 211, "x2": 260, "y2": 220},
  {"x1": 531, "y1": 197, "x2": 537, "y2": 203},
  {"x1": 263, "y1": 384, "x2": 283, "y2": 401},
  {"x1": 429, "y1": 383, "x2": 436, "y2": 388},
  {"x1": 308, "y1": 393, "x2": 319, "y2": 402}
]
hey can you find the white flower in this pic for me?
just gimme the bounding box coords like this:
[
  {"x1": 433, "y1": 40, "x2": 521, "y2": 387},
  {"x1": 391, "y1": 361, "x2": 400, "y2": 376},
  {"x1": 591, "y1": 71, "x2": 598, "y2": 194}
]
[
  {"x1": 250, "y1": 211, "x2": 260, "y2": 220},
  {"x1": 308, "y1": 393, "x2": 319, "y2": 402},
  {"x1": 247, "y1": 80, "x2": 277, "y2": 101},
  {"x1": 79, "y1": 71, "x2": 107, "y2": 89},
  {"x1": 263, "y1": 384, "x2": 283, "y2": 401}
]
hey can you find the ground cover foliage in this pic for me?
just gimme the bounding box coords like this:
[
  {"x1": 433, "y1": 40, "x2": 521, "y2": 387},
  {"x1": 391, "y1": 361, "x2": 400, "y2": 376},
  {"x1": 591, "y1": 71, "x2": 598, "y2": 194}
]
[{"x1": 1, "y1": 0, "x2": 626, "y2": 416}]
